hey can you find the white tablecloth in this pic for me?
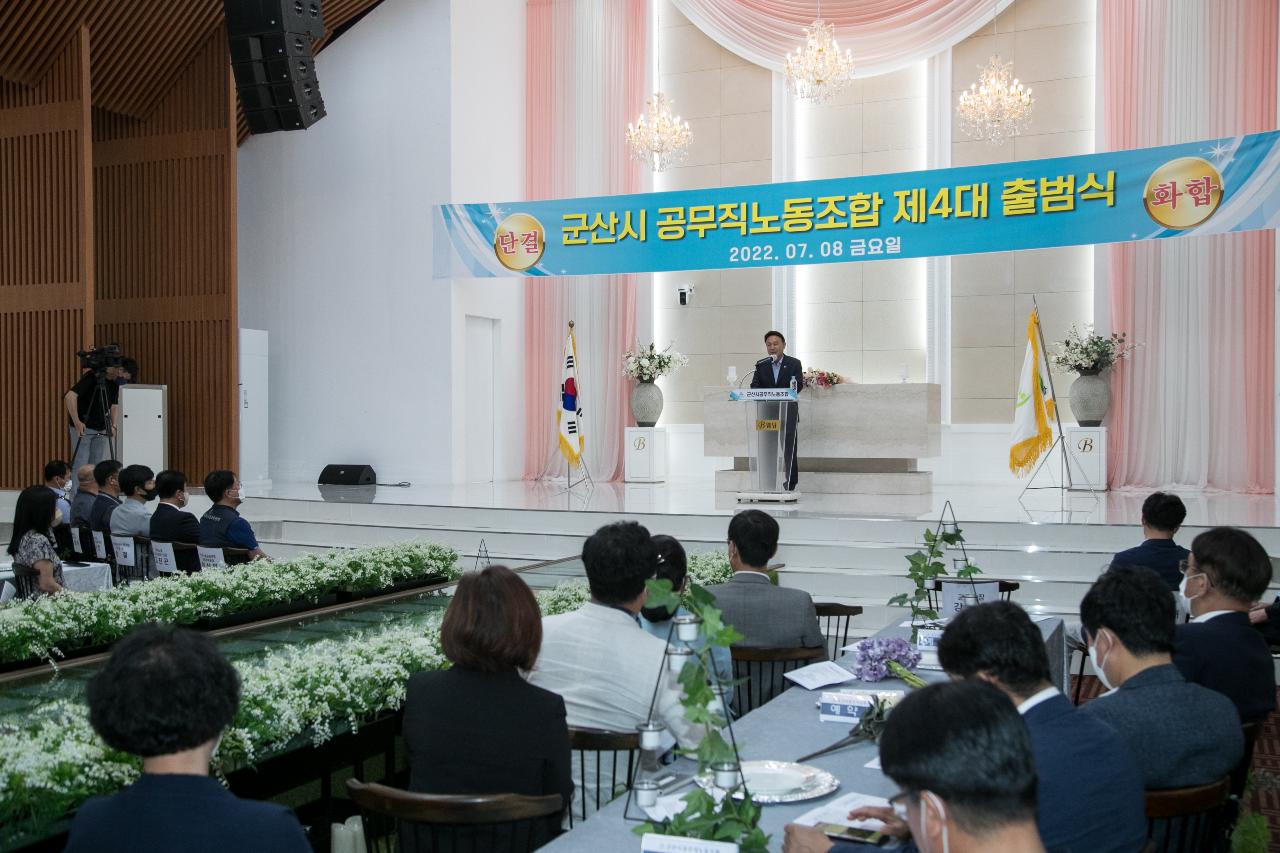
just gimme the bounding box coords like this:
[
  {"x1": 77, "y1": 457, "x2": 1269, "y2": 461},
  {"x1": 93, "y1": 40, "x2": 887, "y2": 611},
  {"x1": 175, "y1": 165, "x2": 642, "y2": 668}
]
[{"x1": 0, "y1": 560, "x2": 113, "y2": 594}]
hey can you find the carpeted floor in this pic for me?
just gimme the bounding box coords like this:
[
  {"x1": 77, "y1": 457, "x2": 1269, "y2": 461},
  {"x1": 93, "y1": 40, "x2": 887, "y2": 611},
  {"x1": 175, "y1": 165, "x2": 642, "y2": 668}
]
[{"x1": 1070, "y1": 674, "x2": 1280, "y2": 852}]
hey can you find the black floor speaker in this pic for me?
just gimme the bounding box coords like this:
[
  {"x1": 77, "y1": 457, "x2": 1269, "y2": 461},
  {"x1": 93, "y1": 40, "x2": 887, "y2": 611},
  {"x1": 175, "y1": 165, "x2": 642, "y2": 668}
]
[{"x1": 317, "y1": 464, "x2": 376, "y2": 486}]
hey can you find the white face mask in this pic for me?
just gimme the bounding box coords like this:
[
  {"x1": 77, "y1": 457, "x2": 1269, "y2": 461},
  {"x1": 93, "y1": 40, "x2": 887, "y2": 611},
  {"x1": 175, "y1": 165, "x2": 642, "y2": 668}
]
[
  {"x1": 1088, "y1": 630, "x2": 1114, "y2": 691},
  {"x1": 1177, "y1": 572, "x2": 1206, "y2": 614},
  {"x1": 917, "y1": 792, "x2": 951, "y2": 853}
]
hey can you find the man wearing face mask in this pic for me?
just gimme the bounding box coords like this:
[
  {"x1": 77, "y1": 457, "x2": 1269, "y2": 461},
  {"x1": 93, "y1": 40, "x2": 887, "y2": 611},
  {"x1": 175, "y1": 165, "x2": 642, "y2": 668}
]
[
  {"x1": 1079, "y1": 566, "x2": 1242, "y2": 788},
  {"x1": 150, "y1": 470, "x2": 202, "y2": 574},
  {"x1": 783, "y1": 680, "x2": 1046, "y2": 853},
  {"x1": 110, "y1": 464, "x2": 157, "y2": 539},
  {"x1": 65, "y1": 624, "x2": 310, "y2": 853},
  {"x1": 199, "y1": 470, "x2": 270, "y2": 562},
  {"x1": 1173, "y1": 527, "x2": 1275, "y2": 723}
]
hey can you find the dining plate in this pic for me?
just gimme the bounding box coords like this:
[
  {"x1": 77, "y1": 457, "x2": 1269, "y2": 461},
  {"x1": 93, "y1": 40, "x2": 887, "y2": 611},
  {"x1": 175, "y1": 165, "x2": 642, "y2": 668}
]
[{"x1": 695, "y1": 760, "x2": 839, "y2": 804}]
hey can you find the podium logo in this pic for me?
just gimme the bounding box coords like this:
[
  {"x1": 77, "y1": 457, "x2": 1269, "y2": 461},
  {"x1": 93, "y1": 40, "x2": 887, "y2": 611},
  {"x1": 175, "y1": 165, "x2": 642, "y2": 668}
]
[
  {"x1": 493, "y1": 213, "x2": 546, "y2": 271},
  {"x1": 1143, "y1": 157, "x2": 1223, "y2": 230},
  {"x1": 755, "y1": 419, "x2": 780, "y2": 431}
]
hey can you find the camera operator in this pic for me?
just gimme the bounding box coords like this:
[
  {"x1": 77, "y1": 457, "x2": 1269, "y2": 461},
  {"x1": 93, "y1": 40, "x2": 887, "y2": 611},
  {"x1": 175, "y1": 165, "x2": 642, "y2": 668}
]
[{"x1": 63, "y1": 348, "x2": 134, "y2": 490}]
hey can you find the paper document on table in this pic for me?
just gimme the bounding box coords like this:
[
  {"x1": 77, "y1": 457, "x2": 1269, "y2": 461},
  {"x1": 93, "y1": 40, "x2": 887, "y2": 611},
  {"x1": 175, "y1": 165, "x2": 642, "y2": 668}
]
[
  {"x1": 784, "y1": 660, "x2": 857, "y2": 690},
  {"x1": 916, "y1": 649, "x2": 944, "y2": 671},
  {"x1": 641, "y1": 792, "x2": 695, "y2": 823},
  {"x1": 864, "y1": 755, "x2": 882, "y2": 770},
  {"x1": 793, "y1": 791, "x2": 892, "y2": 831}
]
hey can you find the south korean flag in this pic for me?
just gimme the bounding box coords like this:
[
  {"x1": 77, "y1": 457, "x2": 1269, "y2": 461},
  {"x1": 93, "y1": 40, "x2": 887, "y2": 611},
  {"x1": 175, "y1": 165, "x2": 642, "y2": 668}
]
[{"x1": 558, "y1": 329, "x2": 585, "y2": 466}]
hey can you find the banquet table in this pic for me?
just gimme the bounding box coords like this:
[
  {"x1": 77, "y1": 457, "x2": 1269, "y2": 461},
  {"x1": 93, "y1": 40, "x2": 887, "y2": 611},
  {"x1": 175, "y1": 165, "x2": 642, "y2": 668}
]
[
  {"x1": 540, "y1": 617, "x2": 1065, "y2": 852},
  {"x1": 0, "y1": 559, "x2": 113, "y2": 595}
]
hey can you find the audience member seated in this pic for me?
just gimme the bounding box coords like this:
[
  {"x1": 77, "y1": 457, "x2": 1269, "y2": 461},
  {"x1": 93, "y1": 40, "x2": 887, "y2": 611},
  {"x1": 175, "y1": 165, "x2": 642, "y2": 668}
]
[
  {"x1": 529, "y1": 521, "x2": 701, "y2": 814},
  {"x1": 937, "y1": 601, "x2": 1147, "y2": 853},
  {"x1": 64, "y1": 624, "x2": 310, "y2": 853},
  {"x1": 199, "y1": 470, "x2": 269, "y2": 562},
  {"x1": 1109, "y1": 491, "x2": 1189, "y2": 590},
  {"x1": 150, "y1": 470, "x2": 202, "y2": 574},
  {"x1": 6, "y1": 485, "x2": 65, "y2": 599},
  {"x1": 69, "y1": 463, "x2": 97, "y2": 525},
  {"x1": 1174, "y1": 526, "x2": 1276, "y2": 723},
  {"x1": 88, "y1": 459, "x2": 123, "y2": 534},
  {"x1": 706, "y1": 510, "x2": 824, "y2": 651},
  {"x1": 1079, "y1": 566, "x2": 1242, "y2": 788},
  {"x1": 638, "y1": 534, "x2": 732, "y2": 686},
  {"x1": 783, "y1": 680, "x2": 1046, "y2": 853},
  {"x1": 111, "y1": 464, "x2": 156, "y2": 538},
  {"x1": 403, "y1": 566, "x2": 571, "y2": 845},
  {"x1": 44, "y1": 459, "x2": 72, "y2": 529}
]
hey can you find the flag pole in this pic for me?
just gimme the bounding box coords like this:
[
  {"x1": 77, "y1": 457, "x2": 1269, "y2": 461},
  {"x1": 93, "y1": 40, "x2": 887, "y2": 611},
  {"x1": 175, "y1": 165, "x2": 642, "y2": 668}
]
[{"x1": 1031, "y1": 295, "x2": 1069, "y2": 445}]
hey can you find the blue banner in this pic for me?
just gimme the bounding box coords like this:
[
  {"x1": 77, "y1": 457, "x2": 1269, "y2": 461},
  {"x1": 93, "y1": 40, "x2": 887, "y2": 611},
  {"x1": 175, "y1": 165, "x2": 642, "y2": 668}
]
[{"x1": 434, "y1": 131, "x2": 1280, "y2": 278}]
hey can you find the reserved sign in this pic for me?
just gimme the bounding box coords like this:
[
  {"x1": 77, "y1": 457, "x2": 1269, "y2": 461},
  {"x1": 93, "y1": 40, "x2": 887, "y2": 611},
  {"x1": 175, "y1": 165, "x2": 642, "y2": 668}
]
[{"x1": 641, "y1": 834, "x2": 739, "y2": 853}]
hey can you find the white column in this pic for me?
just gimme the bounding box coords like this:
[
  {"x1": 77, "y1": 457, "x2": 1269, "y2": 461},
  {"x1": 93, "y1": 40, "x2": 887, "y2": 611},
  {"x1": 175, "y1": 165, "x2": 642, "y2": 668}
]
[
  {"x1": 924, "y1": 52, "x2": 952, "y2": 424},
  {"x1": 771, "y1": 71, "x2": 797, "y2": 346}
]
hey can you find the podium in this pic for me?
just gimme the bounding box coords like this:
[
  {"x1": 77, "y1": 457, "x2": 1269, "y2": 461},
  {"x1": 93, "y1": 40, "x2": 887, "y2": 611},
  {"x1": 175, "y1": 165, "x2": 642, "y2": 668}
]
[{"x1": 728, "y1": 387, "x2": 804, "y2": 503}]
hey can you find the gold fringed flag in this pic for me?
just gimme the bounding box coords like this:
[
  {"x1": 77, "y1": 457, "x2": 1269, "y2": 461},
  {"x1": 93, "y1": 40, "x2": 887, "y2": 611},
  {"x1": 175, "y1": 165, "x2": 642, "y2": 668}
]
[
  {"x1": 557, "y1": 327, "x2": 584, "y2": 467},
  {"x1": 1010, "y1": 311, "x2": 1056, "y2": 476}
]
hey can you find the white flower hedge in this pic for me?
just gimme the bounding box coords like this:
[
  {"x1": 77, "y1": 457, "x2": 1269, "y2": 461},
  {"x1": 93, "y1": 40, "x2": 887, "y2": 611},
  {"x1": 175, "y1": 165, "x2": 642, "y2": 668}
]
[{"x1": 0, "y1": 542, "x2": 459, "y2": 665}]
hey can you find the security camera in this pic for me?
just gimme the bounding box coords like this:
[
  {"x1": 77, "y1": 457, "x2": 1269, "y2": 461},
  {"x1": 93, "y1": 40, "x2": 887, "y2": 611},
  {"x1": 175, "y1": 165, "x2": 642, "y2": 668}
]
[{"x1": 677, "y1": 285, "x2": 694, "y2": 306}]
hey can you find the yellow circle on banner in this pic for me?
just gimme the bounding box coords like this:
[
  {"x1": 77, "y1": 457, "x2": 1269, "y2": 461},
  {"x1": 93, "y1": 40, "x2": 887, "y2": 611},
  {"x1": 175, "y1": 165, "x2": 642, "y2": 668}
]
[
  {"x1": 1142, "y1": 157, "x2": 1224, "y2": 230},
  {"x1": 493, "y1": 213, "x2": 546, "y2": 271}
]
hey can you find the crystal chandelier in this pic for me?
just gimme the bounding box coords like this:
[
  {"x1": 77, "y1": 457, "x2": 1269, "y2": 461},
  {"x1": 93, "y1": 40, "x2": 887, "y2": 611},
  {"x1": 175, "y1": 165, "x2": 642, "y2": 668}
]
[
  {"x1": 956, "y1": 54, "x2": 1034, "y2": 145},
  {"x1": 784, "y1": 17, "x2": 855, "y2": 104},
  {"x1": 626, "y1": 92, "x2": 693, "y2": 173}
]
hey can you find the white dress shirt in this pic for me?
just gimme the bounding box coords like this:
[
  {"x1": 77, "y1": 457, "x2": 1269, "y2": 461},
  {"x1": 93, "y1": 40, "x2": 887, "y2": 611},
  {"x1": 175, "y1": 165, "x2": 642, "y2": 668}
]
[
  {"x1": 1016, "y1": 685, "x2": 1061, "y2": 715},
  {"x1": 1190, "y1": 610, "x2": 1234, "y2": 623}
]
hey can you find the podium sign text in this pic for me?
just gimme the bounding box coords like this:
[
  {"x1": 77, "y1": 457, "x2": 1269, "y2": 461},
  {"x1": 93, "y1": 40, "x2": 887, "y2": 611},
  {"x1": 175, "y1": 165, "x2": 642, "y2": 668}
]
[
  {"x1": 729, "y1": 388, "x2": 798, "y2": 402},
  {"x1": 755, "y1": 419, "x2": 780, "y2": 431}
]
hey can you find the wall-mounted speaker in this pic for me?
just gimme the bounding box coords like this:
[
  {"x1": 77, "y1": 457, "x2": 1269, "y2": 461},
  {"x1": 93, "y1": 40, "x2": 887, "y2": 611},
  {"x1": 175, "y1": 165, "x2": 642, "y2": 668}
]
[{"x1": 225, "y1": 0, "x2": 326, "y2": 133}]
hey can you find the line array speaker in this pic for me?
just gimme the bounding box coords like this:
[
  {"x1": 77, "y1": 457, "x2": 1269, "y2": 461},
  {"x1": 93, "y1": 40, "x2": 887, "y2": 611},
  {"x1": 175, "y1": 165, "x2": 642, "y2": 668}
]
[{"x1": 225, "y1": 0, "x2": 326, "y2": 133}]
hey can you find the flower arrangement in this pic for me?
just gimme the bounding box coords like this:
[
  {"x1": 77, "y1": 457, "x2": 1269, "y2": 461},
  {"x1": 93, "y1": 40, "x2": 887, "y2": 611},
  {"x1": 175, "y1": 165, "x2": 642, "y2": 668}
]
[
  {"x1": 0, "y1": 618, "x2": 448, "y2": 846},
  {"x1": 0, "y1": 542, "x2": 459, "y2": 665},
  {"x1": 686, "y1": 551, "x2": 733, "y2": 587},
  {"x1": 535, "y1": 580, "x2": 591, "y2": 617},
  {"x1": 1051, "y1": 324, "x2": 1138, "y2": 374},
  {"x1": 851, "y1": 637, "x2": 927, "y2": 688},
  {"x1": 623, "y1": 342, "x2": 689, "y2": 382},
  {"x1": 802, "y1": 368, "x2": 844, "y2": 389}
]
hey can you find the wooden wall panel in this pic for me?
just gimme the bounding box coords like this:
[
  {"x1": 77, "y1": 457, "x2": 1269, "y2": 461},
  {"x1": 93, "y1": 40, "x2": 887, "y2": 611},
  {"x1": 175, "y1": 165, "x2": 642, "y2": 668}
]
[
  {"x1": 0, "y1": 29, "x2": 92, "y2": 489},
  {"x1": 92, "y1": 27, "x2": 237, "y2": 484}
]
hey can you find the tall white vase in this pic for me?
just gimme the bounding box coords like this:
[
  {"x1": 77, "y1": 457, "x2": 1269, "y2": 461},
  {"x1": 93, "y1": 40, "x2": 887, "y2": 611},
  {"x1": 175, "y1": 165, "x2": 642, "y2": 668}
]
[{"x1": 632, "y1": 379, "x2": 663, "y2": 427}]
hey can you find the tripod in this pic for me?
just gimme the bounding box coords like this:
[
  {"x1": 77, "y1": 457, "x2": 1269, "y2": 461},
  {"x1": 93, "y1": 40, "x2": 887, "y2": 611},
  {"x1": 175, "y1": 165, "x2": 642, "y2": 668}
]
[{"x1": 71, "y1": 370, "x2": 119, "y2": 465}]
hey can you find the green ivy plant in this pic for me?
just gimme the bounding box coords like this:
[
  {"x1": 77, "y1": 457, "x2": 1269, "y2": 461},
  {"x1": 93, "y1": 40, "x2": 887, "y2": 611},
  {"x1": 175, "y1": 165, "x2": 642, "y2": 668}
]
[
  {"x1": 632, "y1": 579, "x2": 769, "y2": 853},
  {"x1": 887, "y1": 525, "x2": 983, "y2": 631}
]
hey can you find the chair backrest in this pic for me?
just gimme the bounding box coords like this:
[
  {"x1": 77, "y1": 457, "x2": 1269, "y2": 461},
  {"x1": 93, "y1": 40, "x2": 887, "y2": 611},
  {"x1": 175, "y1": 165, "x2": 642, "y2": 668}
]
[
  {"x1": 1231, "y1": 721, "x2": 1261, "y2": 799},
  {"x1": 110, "y1": 535, "x2": 136, "y2": 567},
  {"x1": 72, "y1": 525, "x2": 93, "y2": 560},
  {"x1": 197, "y1": 546, "x2": 227, "y2": 570},
  {"x1": 566, "y1": 726, "x2": 640, "y2": 827},
  {"x1": 346, "y1": 778, "x2": 563, "y2": 853},
  {"x1": 814, "y1": 602, "x2": 863, "y2": 659},
  {"x1": 730, "y1": 645, "x2": 826, "y2": 715},
  {"x1": 90, "y1": 529, "x2": 108, "y2": 561},
  {"x1": 151, "y1": 541, "x2": 178, "y2": 574},
  {"x1": 51, "y1": 524, "x2": 74, "y2": 556},
  {"x1": 0, "y1": 580, "x2": 15, "y2": 604},
  {"x1": 1144, "y1": 777, "x2": 1230, "y2": 853},
  {"x1": 927, "y1": 578, "x2": 1021, "y2": 612},
  {"x1": 224, "y1": 546, "x2": 252, "y2": 566},
  {"x1": 9, "y1": 566, "x2": 41, "y2": 600}
]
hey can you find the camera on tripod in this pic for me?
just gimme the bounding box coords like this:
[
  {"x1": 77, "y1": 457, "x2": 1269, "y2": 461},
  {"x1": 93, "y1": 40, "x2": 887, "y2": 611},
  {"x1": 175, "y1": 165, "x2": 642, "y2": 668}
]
[{"x1": 77, "y1": 344, "x2": 124, "y2": 373}]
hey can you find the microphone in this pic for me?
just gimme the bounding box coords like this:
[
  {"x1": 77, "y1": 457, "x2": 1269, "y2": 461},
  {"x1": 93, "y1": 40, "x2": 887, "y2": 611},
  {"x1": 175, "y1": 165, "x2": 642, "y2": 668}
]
[{"x1": 755, "y1": 356, "x2": 772, "y2": 365}]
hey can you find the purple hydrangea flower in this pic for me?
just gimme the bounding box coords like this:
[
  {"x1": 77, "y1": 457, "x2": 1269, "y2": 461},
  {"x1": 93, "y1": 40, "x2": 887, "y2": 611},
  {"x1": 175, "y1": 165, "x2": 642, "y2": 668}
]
[{"x1": 852, "y1": 637, "x2": 922, "y2": 682}]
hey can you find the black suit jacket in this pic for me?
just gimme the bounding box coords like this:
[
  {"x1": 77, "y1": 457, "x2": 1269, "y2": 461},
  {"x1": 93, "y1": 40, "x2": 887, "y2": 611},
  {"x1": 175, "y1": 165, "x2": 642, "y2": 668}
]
[
  {"x1": 1175, "y1": 611, "x2": 1276, "y2": 723},
  {"x1": 150, "y1": 503, "x2": 202, "y2": 573},
  {"x1": 88, "y1": 493, "x2": 120, "y2": 533},
  {"x1": 750, "y1": 354, "x2": 804, "y2": 390},
  {"x1": 64, "y1": 773, "x2": 310, "y2": 853},
  {"x1": 403, "y1": 667, "x2": 571, "y2": 846}
]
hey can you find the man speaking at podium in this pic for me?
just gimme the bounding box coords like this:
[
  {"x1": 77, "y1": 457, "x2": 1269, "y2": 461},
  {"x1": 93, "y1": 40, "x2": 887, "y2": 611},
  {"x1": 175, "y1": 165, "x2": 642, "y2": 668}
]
[{"x1": 751, "y1": 331, "x2": 803, "y2": 490}]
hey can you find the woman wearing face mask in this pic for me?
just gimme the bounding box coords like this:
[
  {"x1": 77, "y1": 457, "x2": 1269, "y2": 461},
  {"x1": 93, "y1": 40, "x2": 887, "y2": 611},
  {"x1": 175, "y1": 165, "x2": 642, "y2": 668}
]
[
  {"x1": 64, "y1": 624, "x2": 310, "y2": 853},
  {"x1": 6, "y1": 485, "x2": 66, "y2": 599}
]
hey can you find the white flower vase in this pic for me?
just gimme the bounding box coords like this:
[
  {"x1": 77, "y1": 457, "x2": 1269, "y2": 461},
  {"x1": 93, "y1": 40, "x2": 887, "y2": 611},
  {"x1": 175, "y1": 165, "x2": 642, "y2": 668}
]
[
  {"x1": 1068, "y1": 370, "x2": 1110, "y2": 426},
  {"x1": 632, "y1": 379, "x2": 663, "y2": 427}
]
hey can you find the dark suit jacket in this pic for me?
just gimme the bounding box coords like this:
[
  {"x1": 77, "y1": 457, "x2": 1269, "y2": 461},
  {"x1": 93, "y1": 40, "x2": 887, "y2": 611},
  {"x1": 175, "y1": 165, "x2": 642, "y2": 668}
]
[
  {"x1": 1023, "y1": 692, "x2": 1147, "y2": 853},
  {"x1": 751, "y1": 355, "x2": 804, "y2": 392},
  {"x1": 1083, "y1": 663, "x2": 1242, "y2": 789},
  {"x1": 1175, "y1": 611, "x2": 1276, "y2": 723},
  {"x1": 1109, "y1": 538, "x2": 1189, "y2": 591},
  {"x1": 63, "y1": 773, "x2": 310, "y2": 853},
  {"x1": 707, "y1": 571, "x2": 824, "y2": 650},
  {"x1": 149, "y1": 502, "x2": 202, "y2": 573},
  {"x1": 403, "y1": 667, "x2": 571, "y2": 848},
  {"x1": 87, "y1": 493, "x2": 120, "y2": 533}
]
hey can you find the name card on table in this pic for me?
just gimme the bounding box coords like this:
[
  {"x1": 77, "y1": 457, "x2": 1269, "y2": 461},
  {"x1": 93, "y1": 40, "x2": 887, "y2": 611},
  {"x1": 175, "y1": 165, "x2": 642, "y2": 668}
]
[
  {"x1": 819, "y1": 689, "x2": 906, "y2": 723},
  {"x1": 91, "y1": 530, "x2": 107, "y2": 560},
  {"x1": 642, "y1": 834, "x2": 738, "y2": 853},
  {"x1": 197, "y1": 546, "x2": 227, "y2": 571},
  {"x1": 940, "y1": 580, "x2": 1000, "y2": 616},
  {"x1": 110, "y1": 536, "x2": 135, "y2": 567},
  {"x1": 914, "y1": 627, "x2": 945, "y2": 649},
  {"x1": 151, "y1": 542, "x2": 178, "y2": 574}
]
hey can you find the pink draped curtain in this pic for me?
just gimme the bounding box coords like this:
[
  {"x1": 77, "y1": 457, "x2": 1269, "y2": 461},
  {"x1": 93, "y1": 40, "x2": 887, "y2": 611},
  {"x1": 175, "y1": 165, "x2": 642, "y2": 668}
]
[
  {"x1": 670, "y1": 0, "x2": 1013, "y2": 76},
  {"x1": 1101, "y1": 0, "x2": 1276, "y2": 492},
  {"x1": 523, "y1": 0, "x2": 645, "y2": 481}
]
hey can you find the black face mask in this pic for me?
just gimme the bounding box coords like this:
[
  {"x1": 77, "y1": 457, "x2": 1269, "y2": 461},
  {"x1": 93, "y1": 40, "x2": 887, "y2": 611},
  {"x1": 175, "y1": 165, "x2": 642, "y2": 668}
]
[{"x1": 143, "y1": 488, "x2": 158, "y2": 502}]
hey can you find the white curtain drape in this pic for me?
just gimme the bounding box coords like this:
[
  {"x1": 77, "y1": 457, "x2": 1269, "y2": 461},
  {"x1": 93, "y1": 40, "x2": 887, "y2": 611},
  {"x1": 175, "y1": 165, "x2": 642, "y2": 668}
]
[{"x1": 670, "y1": 0, "x2": 1014, "y2": 77}]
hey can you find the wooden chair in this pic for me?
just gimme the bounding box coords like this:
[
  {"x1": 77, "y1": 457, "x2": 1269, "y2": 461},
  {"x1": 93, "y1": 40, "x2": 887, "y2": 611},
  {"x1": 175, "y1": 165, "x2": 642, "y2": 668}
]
[
  {"x1": 9, "y1": 565, "x2": 42, "y2": 600},
  {"x1": 566, "y1": 726, "x2": 640, "y2": 827},
  {"x1": 70, "y1": 523, "x2": 95, "y2": 562},
  {"x1": 1066, "y1": 633, "x2": 1090, "y2": 704},
  {"x1": 223, "y1": 546, "x2": 252, "y2": 566},
  {"x1": 925, "y1": 578, "x2": 1020, "y2": 613},
  {"x1": 730, "y1": 645, "x2": 826, "y2": 715},
  {"x1": 1230, "y1": 721, "x2": 1261, "y2": 800},
  {"x1": 1143, "y1": 777, "x2": 1230, "y2": 853},
  {"x1": 111, "y1": 534, "x2": 151, "y2": 583},
  {"x1": 346, "y1": 779, "x2": 563, "y2": 853},
  {"x1": 814, "y1": 602, "x2": 863, "y2": 660}
]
